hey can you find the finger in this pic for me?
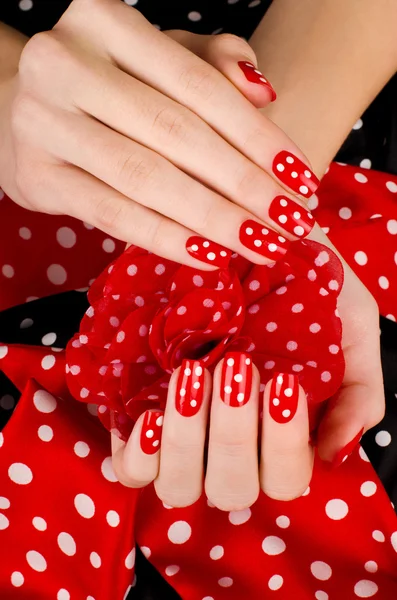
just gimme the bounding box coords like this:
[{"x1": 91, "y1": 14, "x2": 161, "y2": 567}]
[
  {"x1": 24, "y1": 158, "x2": 232, "y2": 269},
  {"x1": 316, "y1": 317, "x2": 385, "y2": 468},
  {"x1": 111, "y1": 409, "x2": 163, "y2": 488},
  {"x1": 24, "y1": 101, "x2": 298, "y2": 265},
  {"x1": 163, "y1": 30, "x2": 276, "y2": 108},
  {"x1": 260, "y1": 373, "x2": 313, "y2": 500},
  {"x1": 59, "y1": 2, "x2": 320, "y2": 198},
  {"x1": 154, "y1": 360, "x2": 210, "y2": 508},
  {"x1": 205, "y1": 353, "x2": 260, "y2": 511}
]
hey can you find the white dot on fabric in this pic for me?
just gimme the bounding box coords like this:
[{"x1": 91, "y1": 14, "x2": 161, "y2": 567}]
[
  {"x1": 102, "y1": 238, "x2": 116, "y2": 253},
  {"x1": 11, "y1": 571, "x2": 24, "y2": 587},
  {"x1": 19, "y1": 226, "x2": 32, "y2": 239},
  {"x1": 386, "y1": 181, "x2": 397, "y2": 193},
  {"x1": 41, "y1": 332, "x2": 57, "y2": 346},
  {"x1": 56, "y1": 227, "x2": 76, "y2": 248},
  {"x1": 0, "y1": 432, "x2": 3, "y2": 447},
  {"x1": 339, "y1": 207, "x2": 352, "y2": 220},
  {"x1": 74, "y1": 493, "x2": 95, "y2": 519},
  {"x1": 8, "y1": 463, "x2": 33, "y2": 485},
  {"x1": 386, "y1": 219, "x2": 397, "y2": 236},
  {"x1": 127, "y1": 264, "x2": 138, "y2": 276},
  {"x1": 372, "y1": 530, "x2": 385, "y2": 542},
  {"x1": 315, "y1": 251, "x2": 330, "y2": 266},
  {"x1": 329, "y1": 345, "x2": 339, "y2": 354},
  {"x1": 375, "y1": 430, "x2": 392, "y2": 447},
  {"x1": 360, "y1": 481, "x2": 377, "y2": 497},
  {"x1": 90, "y1": 552, "x2": 101, "y2": 568},
  {"x1": 276, "y1": 515, "x2": 290, "y2": 529},
  {"x1": 321, "y1": 371, "x2": 331, "y2": 382},
  {"x1": 26, "y1": 550, "x2": 47, "y2": 572},
  {"x1": 41, "y1": 355, "x2": 56, "y2": 370},
  {"x1": 155, "y1": 264, "x2": 165, "y2": 275},
  {"x1": 33, "y1": 389, "x2": 57, "y2": 413},
  {"x1": 177, "y1": 306, "x2": 187, "y2": 315},
  {"x1": 391, "y1": 531, "x2": 397, "y2": 552},
  {"x1": 20, "y1": 318, "x2": 33, "y2": 329},
  {"x1": 165, "y1": 565, "x2": 180, "y2": 576},
  {"x1": 168, "y1": 521, "x2": 192, "y2": 544},
  {"x1": 0, "y1": 345, "x2": 8, "y2": 359},
  {"x1": 325, "y1": 499, "x2": 348, "y2": 520},
  {"x1": 354, "y1": 580, "x2": 378, "y2": 597},
  {"x1": 0, "y1": 513, "x2": 9, "y2": 530},
  {"x1": 0, "y1": 497, "x2": 10, "y2": 509},
  {"x1": 57, "y1": 590, "x2": 70, "y2": 600},
  {"x1": 266, "y1": 322, "x2": 277, "y2": 332},
  {"x1": 359, "y1": 447, "x2": 370, "y2": 462},
  {"x1": 47, "y1": 264, "x2": 67, "y2": 285},
  {"x1": 315, "y1": 593, "x2": 329, "y2": 600},
  {"x1": 265, "y1": 361, "x2": 275, "y2": 369},
  {"x1": 188, "y1": 10, "x2": 202, "y2": 20},
  {"x1": 38, "y1": 425, "x2": 53, "y2": 442},
  {"x1": 354, "y1": 251, "x2": 368, "y2": 266},
  {"x1": 378, "y1": 276, "x2": 389, "y2": 289},
  {"x1": 275, "y1": 286, "x2": 287, "y2": 295},
  {"x1": 292, "y1": 303, "x2": 304, "y2": 313},
  {"x1": 106, "y1": 510, "x2": 120, "y2": 527},
  {"x1": 286, "y1": 341, "x2": 298, "y2": 351},
  {"x1": 74, "y1": 441, "x2": 90, "y2": 458},
  {"x1": 268, "y1": 575, "x2": 283, "y2": 590},
  {"x1": 364, "y1": 561, "x2": 378, "y2": 573},
  {"x1": 228, "y1": 508, "x2": 252, "y2": 525},
  {"x1": 210, "y1": 545, "x2": 224, "y2": 560},
  {"x1": 125, "y1": 548, "x2": 136, "y2": 569},
  {"x1": 360, "y1": 159, "x2": 372, "y2": 169},
  {"x1": 2, "y1": 265, "x2": 14, "y2": 278},
  {"x1": 218, "y1": 577, "x2": 233, "y2": 587},
  {"x1": 0, "y1": 394, "x2": 14, "y2": 410},
  {"x1": 354, "y1": 173, "x2": 368, "y2": 184},
  {"x1": 353, "y1": 118, "x2": 363, "y2": 130},
  {"x1": 307, "y1": 269, "x2": 317, "y2": 281},
  {"x1": 32, "y1": 517, "x2": 47, "y2": 531},
  {"x1": 261, "y1": 536, "x2": 286, "y2": 556},
  {"x1": 311, "y1": 561, "x2": 332, "y2": 580},
  {"x1": 57, "y1": 532, "x2": 77, "y2": 556}
]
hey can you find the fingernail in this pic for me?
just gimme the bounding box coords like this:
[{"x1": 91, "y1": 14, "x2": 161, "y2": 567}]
[
  {"x1": 272, "y1": 151, "x2": 320, "y2": 198},
  {"x1": 269, "y1": 372, "x2": 299, "y2": 423},
  {"x1": 239, "y1": 220, "x2": 290, "y2": 259},
  {"x1": 140, "y1": 410, "x2": 164, "y2": 454},
  {"x1": 238, "y1": 61, "x2": 277, "y2": 101},
  {"x1": 220, "y1": 352, "x2": 252, "y2": 407},
  {"x1": 186, "y1": 236, "x2": 232, "y2": 268},
  {"x1": 269, "y1": 195, "x2": 315, "y2": 238},
  {"x1": 331, "y1": 428, "x2": 364, "y2": 469},
  {"x1": 176, "y1": 359, "x2": 204, "y2": 417}
]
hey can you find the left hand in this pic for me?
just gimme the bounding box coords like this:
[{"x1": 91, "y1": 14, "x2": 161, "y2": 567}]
[{"x1": 112, "y1": 353, "x2": 313, "y2": 510}]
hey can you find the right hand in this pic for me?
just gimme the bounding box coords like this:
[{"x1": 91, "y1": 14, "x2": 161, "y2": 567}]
[{"x1": 0, "y1": 0, "x2": 319, "y2": 270}]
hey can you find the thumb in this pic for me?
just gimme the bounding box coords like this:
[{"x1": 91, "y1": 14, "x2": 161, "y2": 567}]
[{"x1": 163, "y1": 30, "x2": 276, "y2": 108}]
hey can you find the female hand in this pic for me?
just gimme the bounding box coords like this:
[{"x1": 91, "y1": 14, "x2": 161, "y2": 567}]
[
  {"x1": 0, "y1": 0, "x2": 319, "y2": 270},
  {"x1": 112, "y1": 354, "x2": 313, "y2": 510}
]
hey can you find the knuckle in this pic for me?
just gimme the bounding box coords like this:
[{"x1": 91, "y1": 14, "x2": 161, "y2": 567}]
[
  {"x1": 178, "y1": 61, "x2": 220, "y2": 102},
  {"x1": 10, "y1": 93, "x2": 36, "y2": 137},
  {"x1": 234, "y1": 162, "x2": 265, "y2": 198},
  {"x1": 151, "y1": 106, "x2": 193, "y2": 148},
  {"x1": 19, "y1": 32, "x2": 61, "y2": 78},
  {"x1": 210, "y1": 32, "x2": 254, "y2": 56},
  {"x1": 93, "y1": 196, "x2": 125, "y2": 232},
  {"x1": 116, "y1": 152, "x2": 159, "y2": 193}
]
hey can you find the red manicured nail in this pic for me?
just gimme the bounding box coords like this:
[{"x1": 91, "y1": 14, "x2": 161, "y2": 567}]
[
  {"x1": 186, "y1": 236, "x2": 232, "y2": 268},
  {"x1": 220, "y1": 352, "x2": 252, "y2": 407},
  {"x1": 272, "y1": 151, "x2": 320, "y2": 198},
  {"x1": 176, "y1": 359, "x2": 204, "y2": 417},
  {"x1": 140, "y1": 410, "x2": 164, "y2": 454},
  {"x1": 239, "y1": 220, "x2": 290, "y2": 259},
  {"x1": 269, "y1": 372, "x2": 299, "y2": 423},
  {"x1": 331, "y1": 428, "x2": 364, "y2": 469},
  {"x1": 238, "y1": 61, "x2": 277, "y2": 101},
  {"x1": 269, "y1": 195, "x2": 315, "y2": 238}
]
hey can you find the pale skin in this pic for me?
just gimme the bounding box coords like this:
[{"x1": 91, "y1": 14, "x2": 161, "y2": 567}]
[{"x1": 1, "y1": 0, "x2": 396, "y2": 509}]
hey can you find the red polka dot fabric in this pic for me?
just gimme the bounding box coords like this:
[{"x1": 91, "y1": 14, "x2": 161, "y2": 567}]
[{"x1": 0, "y1": 162, "x2": 397, "y2": 599}]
